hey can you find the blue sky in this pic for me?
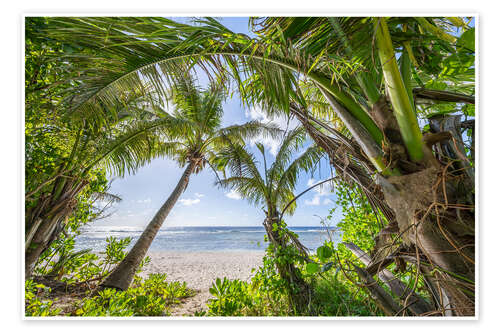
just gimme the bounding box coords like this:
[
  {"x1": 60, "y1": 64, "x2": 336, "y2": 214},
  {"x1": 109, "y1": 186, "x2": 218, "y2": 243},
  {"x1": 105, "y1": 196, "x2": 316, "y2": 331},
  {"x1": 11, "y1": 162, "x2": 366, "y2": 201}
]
[{"x1": 95, "y1": 17, "x2": 342, "y2": 228}]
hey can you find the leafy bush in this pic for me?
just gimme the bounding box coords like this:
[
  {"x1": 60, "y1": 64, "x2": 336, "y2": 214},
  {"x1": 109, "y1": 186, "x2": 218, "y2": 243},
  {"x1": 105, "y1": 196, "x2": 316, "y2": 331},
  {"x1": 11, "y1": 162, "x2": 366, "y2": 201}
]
[
  {"x1": 25, "y1": 280, "x2": 61, "y2": 316},
  {"x1": 310, "y1": 277, "x2": 379, "y2": 316},
  {"x1": 207, "y1": 278, "x2": 251, "y2": 316},
  {"x1": 35, "y1": 236, "x2": 149, "y2": 284},
  {"x1": 206, "y1": 250, "x2": 293, "y2": 316},
  {"x1": 207, "y1": 276, "x2": 289, "y2": 317},
  {"x1": 73, "y1": 274, "x2": 195, "y2": 317}
]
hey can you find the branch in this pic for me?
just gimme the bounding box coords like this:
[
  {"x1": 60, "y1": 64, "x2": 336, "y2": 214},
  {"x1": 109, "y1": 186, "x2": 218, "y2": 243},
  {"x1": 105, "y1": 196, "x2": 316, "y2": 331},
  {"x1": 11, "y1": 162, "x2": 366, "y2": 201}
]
[
  {"x1": 413, "y1": 88, "x2": 475, "y2": 105},
  {"x1": 279, "y1": 177, "x2": 337, "y2": 221}
]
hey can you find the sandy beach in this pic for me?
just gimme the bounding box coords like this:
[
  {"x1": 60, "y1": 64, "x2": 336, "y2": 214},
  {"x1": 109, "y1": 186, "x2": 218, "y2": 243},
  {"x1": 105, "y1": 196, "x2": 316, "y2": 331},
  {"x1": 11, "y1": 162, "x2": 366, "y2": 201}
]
[{"x1": 139, "y1": 251, "x2": 265, "y2": 316}]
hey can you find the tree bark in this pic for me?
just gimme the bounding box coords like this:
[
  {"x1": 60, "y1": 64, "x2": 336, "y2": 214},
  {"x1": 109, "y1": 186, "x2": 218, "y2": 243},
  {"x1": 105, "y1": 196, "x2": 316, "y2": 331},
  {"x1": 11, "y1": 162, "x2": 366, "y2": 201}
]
[
  {"x1": 25, "y1": 179, "x2": 86, "y2": 278},
  {"x1": 25, "y1": 214, "x2": 66, "y2": 278},
  {"x1": 100, "y1": 160, "x2": 197, "y2": 290},
  {"x1": 413, "y1": 88, "x2": 475, "y2": 105},
  {"x1": 351, "y1": 263, "x2": 403, "y2": 316},
  {"x1": 344, "y1": 242, "x2": 433, "y2": 316},
  {"x1": 290, "y1": 101, "x2": 475, "y2": 316},
  {"x1": 378, "y1": 167, "x2": 475, "y2": 316}
]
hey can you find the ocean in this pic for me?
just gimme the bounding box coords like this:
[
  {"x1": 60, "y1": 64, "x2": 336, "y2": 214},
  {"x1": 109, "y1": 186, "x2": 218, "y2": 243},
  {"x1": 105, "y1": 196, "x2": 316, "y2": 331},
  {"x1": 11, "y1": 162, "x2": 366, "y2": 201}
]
[{"x1": 74, "y1": 225, "x2": 340, "y2": 253}]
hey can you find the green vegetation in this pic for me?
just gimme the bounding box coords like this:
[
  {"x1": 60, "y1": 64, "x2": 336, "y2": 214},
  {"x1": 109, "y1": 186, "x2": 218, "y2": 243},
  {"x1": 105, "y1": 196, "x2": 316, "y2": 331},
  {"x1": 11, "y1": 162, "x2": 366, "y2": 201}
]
[
  {"x1": 214, "y1": 128, "x2": 323, "y2": 313},
  {"x1": 25, "y1": 235, "x2": 194, "y2": 317},
  {"x1": 101, "y1": 74, "x2": 279, "y2": 291},
  {"x1": 25, "y1": 280, "x2": 62, "y2": 316},
  {"x1": 74, "y1": 274, "x2": 194, "y2": 316},
  {"x1": 206, "y1": 247, "x2": 380, "y2": 316},
  {"x1": 25, "y1": 16, "x2": 475, "y2": 317},
  {"x1": 26, "y1": 274, "x2": 195, "y2": 317}
]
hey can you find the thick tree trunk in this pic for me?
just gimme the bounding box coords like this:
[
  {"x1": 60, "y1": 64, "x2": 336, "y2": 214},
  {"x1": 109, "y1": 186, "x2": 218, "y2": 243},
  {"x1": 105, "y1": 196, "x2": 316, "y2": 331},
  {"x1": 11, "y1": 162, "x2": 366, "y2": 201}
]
[
  {"x1": 25, "y1": 214, "x2": 67, "y2": 278},
  {"x1": 379, "y1": 167, "x2": 475, "y2": 316},
  {"x1": 100, "y1": 161, "x2": 197, "y2": 291},
  {"x1": 25, "y1": 180, "x2": 85, "y2": 278},
  {"x1": 291, "y1": 100, "x2": 475, "y2": 316}
]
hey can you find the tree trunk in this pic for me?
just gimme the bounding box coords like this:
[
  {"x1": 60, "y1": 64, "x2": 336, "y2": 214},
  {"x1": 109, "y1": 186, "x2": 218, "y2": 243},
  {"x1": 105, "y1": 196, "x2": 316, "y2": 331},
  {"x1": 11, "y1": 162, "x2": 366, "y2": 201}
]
[
  {"x1": 290, "y1": 101, "x2": 475, "y2": 316},
  {"x1": 100, "y1": 160, "x2": 197, "y2": 290},
  {"x1": 25, "y1": 214, "x2": 67, "y2": 278},
  {"x1": 379, "y1": 167, "x2": 475, "y2": 316},
  {"x1": 263, "y1": 213, "x2": 313, "y2": 314},
  {"x1": 351, "y1": 263, "x2": 403, "y2": 316},
  {"x1": 25, "y1": 179, "x2": 85, "y2": 278},
  {"x1": 344, "y1": 242, "x2": 433, "y2": 316}
]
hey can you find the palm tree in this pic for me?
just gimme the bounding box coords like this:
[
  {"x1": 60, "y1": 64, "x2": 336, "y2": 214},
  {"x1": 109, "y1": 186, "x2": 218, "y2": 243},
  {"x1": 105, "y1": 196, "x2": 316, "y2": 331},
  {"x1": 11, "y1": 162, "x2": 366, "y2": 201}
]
[
  {"x1": 250, "y1": 17, "x2": 475, "y2": 315},
  {"x1": 101, "y1": 76, "x2": 280, "y2": 290},
  {"x1": 215, "y1": 127, "x2": 323, "y2": 312},
  {"x1": 25, "y1": 87, "x2": 185, "y2": 277},
  {"x1": 38, "y1": 16, "x2": 475, "y2": 315}
]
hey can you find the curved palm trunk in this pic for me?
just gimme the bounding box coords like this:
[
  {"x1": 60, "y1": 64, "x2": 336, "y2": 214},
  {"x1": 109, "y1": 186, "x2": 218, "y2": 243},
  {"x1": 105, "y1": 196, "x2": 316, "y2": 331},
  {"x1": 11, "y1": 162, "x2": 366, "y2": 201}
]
[{"x1": 101, "y1": 160, "x2": 197, "y2": 290}]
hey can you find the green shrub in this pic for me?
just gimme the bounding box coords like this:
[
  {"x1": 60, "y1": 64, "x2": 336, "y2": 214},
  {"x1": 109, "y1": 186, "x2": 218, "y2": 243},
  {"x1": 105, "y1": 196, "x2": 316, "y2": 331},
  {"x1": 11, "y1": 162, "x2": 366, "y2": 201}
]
[
  {"x1": 72, "y1": 273, "x2": 195, "y2": 317},
  {"x1": 310, "y1": 277, "x2": 379, "y2": 316},
  {"x1": 35, "y1": 236, "x2": 149, "y2": 284},
  {"x1": 25, "y1": 280, "x2": 61, "y2": 316},
  {"x1": 206, "y1": 252, "x2": 292, "y2": 316},
  {"x1": 207, "y1": 278, "x2": 252, "y2": 316}
]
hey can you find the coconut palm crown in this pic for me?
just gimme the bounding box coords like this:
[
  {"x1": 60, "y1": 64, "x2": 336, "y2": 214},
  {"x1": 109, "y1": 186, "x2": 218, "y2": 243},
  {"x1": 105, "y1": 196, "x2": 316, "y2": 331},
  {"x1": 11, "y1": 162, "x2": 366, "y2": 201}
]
[
  {"x1": 214, "y1": 127, "x2": 324, "y2": 312},
  {"x1": 101, "y1": 75, "x2": 281, "y2": 290},
  {"x1": 216, "y1": 127, "x2": 324, "y2": 219}
]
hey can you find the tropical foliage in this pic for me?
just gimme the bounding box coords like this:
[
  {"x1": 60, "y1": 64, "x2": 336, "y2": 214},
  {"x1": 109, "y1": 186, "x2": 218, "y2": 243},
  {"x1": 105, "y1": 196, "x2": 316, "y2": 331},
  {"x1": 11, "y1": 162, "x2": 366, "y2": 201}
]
[
  {"x1": 214, "y1": 128, "x2": 324, "y2": 313},
  {"x1": 100, "y1": 74, "x2": 280, "y2": 291},
  {"x1": 25, "y1": 16, "x2": 475, "y2": 317}
]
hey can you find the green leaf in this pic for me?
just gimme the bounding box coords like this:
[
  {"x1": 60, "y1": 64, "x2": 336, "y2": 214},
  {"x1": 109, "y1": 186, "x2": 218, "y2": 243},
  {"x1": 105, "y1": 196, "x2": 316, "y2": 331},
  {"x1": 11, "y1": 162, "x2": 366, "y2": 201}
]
[
  {"x1": 316, "y1": 246, "x2": 332, "y2": 261},
  {"x1": 135, "y1": 295, "x2": 147, "y2": 308},
  {"x1": 457, "y1": 28, "x2": 475, "y2": 52},
  {"x1": 306, "y1": 262, "x2": 320, "y2": 274}
]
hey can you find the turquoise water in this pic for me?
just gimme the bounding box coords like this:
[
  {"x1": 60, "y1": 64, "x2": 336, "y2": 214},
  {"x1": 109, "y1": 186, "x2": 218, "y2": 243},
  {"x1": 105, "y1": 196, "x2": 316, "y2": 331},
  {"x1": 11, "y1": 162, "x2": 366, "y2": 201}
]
[{"x1": 74, "y1": 225, "x2": 340, "y2": 253}]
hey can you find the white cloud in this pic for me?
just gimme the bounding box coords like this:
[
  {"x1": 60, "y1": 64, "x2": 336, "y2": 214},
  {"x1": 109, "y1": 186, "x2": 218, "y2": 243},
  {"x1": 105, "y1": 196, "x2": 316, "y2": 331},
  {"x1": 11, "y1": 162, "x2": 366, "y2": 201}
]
[
  {"x1": 305, "y1": 178, "x2": 334, "y2": 206},
  {"x1": 305, "y1": 195, "x2": 321, "y2": 206},
  {"x1": 256, "y1": 135, "x2": 281, "y2": 156},
  {"x1": 179, "y1": 198, "x2": 201, "y2": 206},
  {"x1": 244, "y1": 105, "x2": 300, "y2": 156},
  {"x1": 137, "y1": 198, "x2": 152, "y2": 204},
  {"x1": 306, "y1": 178, "x2": 316, "y2": 187},
  {"x1": 225, "y1": 190, "x2": 242, "y2": 200},
  {"x1": 307, "y1": 178, "x2": 332, "y2": 196},
  {"x1": 245, "y1": 106, "x2": 271, "y2": 123},
  {"x1": 323, "y1": 198, "x2": 334, "y2": 205},
  {"x1": 194, "y1": 193, "x2": 205, "y2": 198}
]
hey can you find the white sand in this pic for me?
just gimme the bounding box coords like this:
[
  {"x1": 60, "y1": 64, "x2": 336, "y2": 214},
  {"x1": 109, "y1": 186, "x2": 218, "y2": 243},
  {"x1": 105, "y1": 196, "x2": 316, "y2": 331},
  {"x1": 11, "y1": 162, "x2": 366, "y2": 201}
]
[{"x1": 139, "y1": 251, "x2": 265, "y2": 316}]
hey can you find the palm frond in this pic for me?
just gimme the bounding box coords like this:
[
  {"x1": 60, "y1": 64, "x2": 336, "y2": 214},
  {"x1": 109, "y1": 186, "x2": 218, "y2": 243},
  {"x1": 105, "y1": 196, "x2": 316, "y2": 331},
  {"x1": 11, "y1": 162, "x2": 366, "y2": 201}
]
[
  {"x1": 275, "y1": 145, "x2": 324, "y2": 211},
  {"x1": 215, "y1": 143, "x2": 266, "y2": 190},
  {"x1": 40, "y1": 16, "x2": 382, "y2": 146},
  {"x1": 84, "y1": 117, "x2": 184, "y2": 176},
  {"x1": 268, "y1": 127, "x2": 307, "y2": 186},
  {"x1": 90, "y1": 191, "x2": 122, "y2": 203},
  {"x1": 216, "y1": 176, "x2": 266, "y2": 208},
  {"x1": 210, "y1": 120, "x2": 282, "y2": 149}
]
